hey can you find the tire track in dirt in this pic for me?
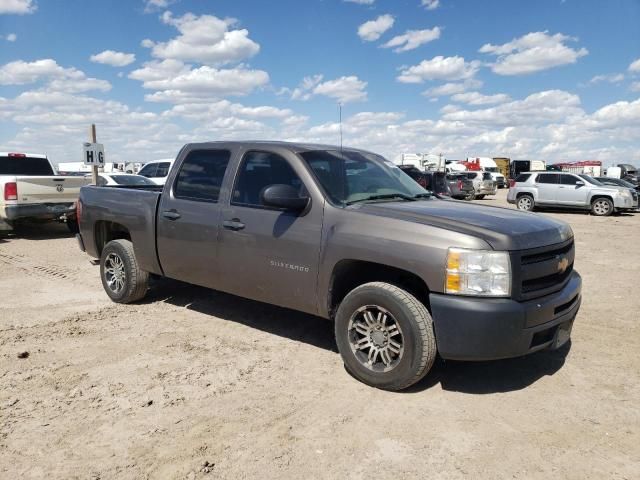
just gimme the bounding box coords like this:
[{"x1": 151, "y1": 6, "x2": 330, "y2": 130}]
[{"x1": 0, "y1": 250, "x2": 80, "y2": 281}]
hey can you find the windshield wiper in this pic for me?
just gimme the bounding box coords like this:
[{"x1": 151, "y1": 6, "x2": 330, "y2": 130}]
[
  {"x1": 346, "y1": 193, "x2": 418, "y2": 205},
  {"x1": 413, "y1": 192, "x2": 432, "y2": 198}
]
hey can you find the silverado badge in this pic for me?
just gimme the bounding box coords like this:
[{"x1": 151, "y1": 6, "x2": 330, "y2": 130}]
[{"x1": 557, "y1": 257, "x2": 569, "y2": 274}]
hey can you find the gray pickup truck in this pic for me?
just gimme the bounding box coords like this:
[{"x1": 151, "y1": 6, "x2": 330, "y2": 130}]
[{"x1": 77, "y1": 142, "x2": 582, "y2": 390}]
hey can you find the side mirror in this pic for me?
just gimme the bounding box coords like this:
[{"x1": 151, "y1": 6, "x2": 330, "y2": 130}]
[
  {"x1": 261, "y1": 184, "x2": 309, "y2": 211},
  {"x1": 575, "y1": 180, "x2": 585, "y2": 186}
]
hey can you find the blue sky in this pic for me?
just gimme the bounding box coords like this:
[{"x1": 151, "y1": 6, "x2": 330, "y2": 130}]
[{"x1": 1, "y1": 0, "x2": 639, "y2": 166}]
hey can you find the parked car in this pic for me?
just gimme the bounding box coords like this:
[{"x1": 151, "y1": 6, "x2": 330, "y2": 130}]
[
  {"x1": 398, "y1": 166, "x2": 451, "y2": 197},
  {"x1": 1, "y1": 152, "x2": 88, "y2": 232},
  {"x1": 465, "y1": 171, "x2": 496, "y2": 199},
  {"x1": 594, "y1": 176, "x2": 639, "y2": 209},
  {"x1": 466, "y1": 157, "x2": 507, "y2": 188},
  {"x1": 446, "y1": 173, "x2": 475, "y2": 200},
  {"x1": 507, "y1": 172, "x2": 635, "y2": 216},
  {"x1": 86, "y1": 173, "x2": 158, "y2": 187},
  {"x1": 77, "y1": 141, "x2": 581, "y2": 391},
  {"x1": 137, "y1": 158, "x2": 174, "y2": 185}
]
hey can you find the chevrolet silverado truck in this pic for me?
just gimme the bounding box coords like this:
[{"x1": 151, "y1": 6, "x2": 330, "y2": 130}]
[
  {"x1": 1, "y1": 152, "x2": 88, "y2": 232},
  {"x1": 77, "y1": 142, "x2": 582, "y2": 390}
]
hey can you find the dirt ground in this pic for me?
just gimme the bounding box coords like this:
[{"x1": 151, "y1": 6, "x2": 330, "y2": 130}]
[{"x1": 1, "y1": 189, "x2": 639, "y2": 479}]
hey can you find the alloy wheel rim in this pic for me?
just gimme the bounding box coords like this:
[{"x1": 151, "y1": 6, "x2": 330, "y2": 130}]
[
  {"x1": 594, "y1": 200, "x2": 610, "y2": 215},
  {"x1": 348, "y1": 305, "x2": 404, "y2": 373},
  {"x1": 519, "y1": 197, "x2": 532, "y2": 209},
  {"x1": 104, "y1": 253, "x2": 126, "y2": 294}
]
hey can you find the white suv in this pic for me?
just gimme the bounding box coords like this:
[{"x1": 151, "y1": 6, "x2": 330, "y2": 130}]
[{"x1": 507, "y1": 172, "x2": 635, "y2": 216}]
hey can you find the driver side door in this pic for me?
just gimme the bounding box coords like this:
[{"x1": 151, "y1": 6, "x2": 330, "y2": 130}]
[{"x1": 217, "y1": 150, "x2": 324, "y2": 315}]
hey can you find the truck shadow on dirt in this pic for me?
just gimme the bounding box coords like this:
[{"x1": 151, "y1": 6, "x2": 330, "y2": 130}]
[{"x1": 145, "y1": 277, "x2": 570, "y2": 394}]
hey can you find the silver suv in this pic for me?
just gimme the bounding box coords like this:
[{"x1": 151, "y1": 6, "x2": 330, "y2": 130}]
[{"x1": 507, "y1": 172, "x2": 635, "y2": 216}]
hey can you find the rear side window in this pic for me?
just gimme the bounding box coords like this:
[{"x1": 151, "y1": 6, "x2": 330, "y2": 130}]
[
  {"x1": 156, "y1": 162, "x2": 171, "y2": 178},
  {"x1": 174, "y1": 150, "x2": 231, "y2": 202},
  {"x1": 138, "y1": 163, "x2": 157, "y2": 178},
  {"x1": 515, "y1": 174, "x2": 531, "y2": 183},
  {"x1": 0, "y1": 156, "x2": 54, "y2": 176},
  {"x1": 560, "y1": 174, "x2": 580, "y2": 185},
  {"x1": 233, "y1": 151, "x2": 304, "y2": 208},
  {"x1": 536, "y1": 173, "x2": 558, "y2": 184},
  {"x1": 482, "y1": 172, "x2": 492, "y2": 180}
]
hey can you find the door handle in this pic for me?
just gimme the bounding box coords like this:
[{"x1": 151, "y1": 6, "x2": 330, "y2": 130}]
[
  {"x1": 162, "y1": 210, "x2": 181, "y2": 220},
  {"x1": 223, "y1": 219, "x2": 245, "y2": 231}
]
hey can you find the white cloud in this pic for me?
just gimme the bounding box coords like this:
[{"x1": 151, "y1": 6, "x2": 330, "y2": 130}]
[
  {"x1": 0, "y1": 59, "x2": 111, "y2": 92},
  {"x1": 382, "y1": 27, "x2": 441, "y2": 52},
  {"x1": 630, "y1": 81, "x2": 640, "y2": 92},
  {"x1": 357, "y1": 14, "x2": 394, "y2": 41},
  {"x1": 4, "y1": 33, "x2": 17, "y2": 41},
  {"x1": 130, "y1": 61, "x2": 269, "y2": 100},
  {"x1": 0, "y1": 0, "x2": 36, "y2": 14},
  {"x1": 143, "y1": 11, "x2": 260, "y2": 65},
  {"x1": 479, "y1": 31, "x2": 588, "y2": 75},
  {"x1": 588, "y1": 73, "x2": 625, "y2": 85},
  {"x1": 450, "y1": 91, "x2": 511, "y2": 106},
  {"x1": 143, "y1": 0, "x2": 176, "y2": 12},
  {"x1": 287, "y1": 74, "x2": 324, "y2": 101},
  {"x1": 422, "y1": 79, "x2": 483, "y2": 97},
  {"x1": 314, "y1": 76, "x2": 368, "y2": 103},
  {"x1": 344, "y1": 0, "x2": 375, "y2": 4},
  {"x1": 421, "y1": 0, "x2": 440, "y2": 10},
  {"x1": 629, "y1": 58, "x2": 640, "y2": 73},
  {"x1": 397, "y1": 56, "x2": 480, "y2": 83},
  {"x1": 90, "y1": 50, "x2": 136, "y2": 67}
]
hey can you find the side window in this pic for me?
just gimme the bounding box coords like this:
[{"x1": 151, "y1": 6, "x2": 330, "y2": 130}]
[
  {"x1": 173, "y1": 150, "x2": 231, "y2": 202},
  {"x1": 156, "y1": 162, "x2": 171, "y2": 178},
  {"x1": 138, "y1": 163, "x2": 157, "y2": 178},
  {"x1": 536, "y1": 174, "x2": 558, "y2": 184},
  {"x1": 97, "y1": 176, "x2": 108, "y2": 186},
  {"x1": 560, "y1": 174, "x2": 579, "y2": 185},
  {"x1": 232, "y1": 151, "x2": 304, "y2": 208},
  {"x1": 515, "y1": 173, "x2": 531, "y2": 183}
]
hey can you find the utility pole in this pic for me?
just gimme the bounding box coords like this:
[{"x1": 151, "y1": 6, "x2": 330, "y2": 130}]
[
  {"x1": 90, "y1": 124, "x2": 98, "y2": 185},
  {"x1": 338, "y1": 103, "x2": 343, "y2": 152}
]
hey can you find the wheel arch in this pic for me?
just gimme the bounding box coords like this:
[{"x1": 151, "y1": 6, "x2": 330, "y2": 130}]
[{"x1": 94, "y1": 220, "x2": 132, "y2": 257}]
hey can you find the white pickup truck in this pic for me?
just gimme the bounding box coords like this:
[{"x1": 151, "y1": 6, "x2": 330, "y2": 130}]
[{"x1": 0, "y1": 152, "x2": 88, "y2": 231}]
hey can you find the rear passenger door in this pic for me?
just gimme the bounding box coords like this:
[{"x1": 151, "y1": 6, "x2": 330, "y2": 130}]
[
  {"x1": 535, "y1": 173, "x2": 559, "y2": 203},
  {"x1": 217, "y1": 150, "x2": 323, "y2": 315},
  {"x1": 156, "y1": 149, "x2": 233, "y2": 289},
  {"x1": 557, "y1": 174, "x2": 589, "y2": 206}
]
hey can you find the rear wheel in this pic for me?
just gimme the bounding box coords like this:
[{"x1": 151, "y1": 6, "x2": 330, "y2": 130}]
[
  {"x1": 334, "y1": 282, "x2": 436, "y2": 391},
  {"x1": 464, "y1": 191, "x2": 475, "y2": 201},
  {"x1": 475, "y1": 194, "x2": 485, "y2": 200},
  {"x1": 100, "y1": 239, "x2": 149, "y2": 303},
  {"x1": 591, "y1": 197, "x2": 613, "y2": 216},
  {"x1": 66, "y1": 218, "x2": 79, "y2": 234},
  {"x1": 517, "y1": 194, "x2": 535, "y2": 211}
]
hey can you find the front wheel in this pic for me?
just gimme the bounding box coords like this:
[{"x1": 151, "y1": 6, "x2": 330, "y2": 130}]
[
  {"x1": 100, "y1": 239, "x2": 149, "y2": 303},
  {"x1": 591, "y1": 197, "x2": 613, "y2": 216},
  {"x1": 517, "y1": 194, "x2": 535, "y2": 211},
  {"x1": 334, "y1": 282, "x2": 436, "y2": 391},
  {"x1": 464, "y1": 191, "x2": 475, "y2": 201}
]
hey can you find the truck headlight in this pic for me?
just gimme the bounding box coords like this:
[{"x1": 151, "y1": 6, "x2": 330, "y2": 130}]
[{"x1": 445, "y1": 248, "x2": 511, "y2": 297}]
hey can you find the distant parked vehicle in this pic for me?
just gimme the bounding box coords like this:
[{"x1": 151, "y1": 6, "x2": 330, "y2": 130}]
[
  {"x1": 510, "y1": 160, "x2": 546, "y2": 181},
  {"x1": 467, "y1": 157, "x2": 506, "y2": 188},
  {"x1": 465, "y1": 171, "x2": 496, "y2": 199},
  {"x1": 86, "y1": 173, "x2": 157, "y2": 187},
  {"x1": 594, "y1": 176, "x2": 639, "y2": 208},
  {"x1": 446, "y1": 173, "x2": 475, "y2": 200},
  {"x1": 398, "y1": 166, "x2": 452, "y2": 197},
  {"x1": 507, "y1": 172, "x2": 635, "y2": 216},
  {"x1": 137, "y1": 159, "x2": 174, "y2": 185}
]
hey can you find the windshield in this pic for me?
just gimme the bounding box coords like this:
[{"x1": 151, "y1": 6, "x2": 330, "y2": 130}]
[
  {"x1": 0, "y1": 156, "x2": 54, "y2": 176},
  {"x1": 299, "y1": 150, "x2": 430, "y2": 205},
  {"x1": 111, "y1": 175, "x2": 156, "y2": 186},
  {"x1": 579, "y1": 174, "x2": 603, "y2": 186}
]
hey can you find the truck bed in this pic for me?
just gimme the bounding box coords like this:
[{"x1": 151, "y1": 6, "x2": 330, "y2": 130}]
[{"x1": 78, "y1": 185, "x2": 164, "y2": 275}]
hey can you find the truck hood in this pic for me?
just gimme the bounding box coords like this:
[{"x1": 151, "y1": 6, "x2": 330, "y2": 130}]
[{"x1": 353, "y1": 199, "x2": 573, "y2": 251}]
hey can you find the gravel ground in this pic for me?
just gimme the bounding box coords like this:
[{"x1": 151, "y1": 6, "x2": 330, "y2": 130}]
[{"x1": 1, "y1": 189, "x2": 639, "y2": 479}]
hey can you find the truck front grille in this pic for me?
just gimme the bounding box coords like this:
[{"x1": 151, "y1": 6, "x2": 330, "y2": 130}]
[{"x1": 513, "y1": 239, "x2": 575, "y2": 301}]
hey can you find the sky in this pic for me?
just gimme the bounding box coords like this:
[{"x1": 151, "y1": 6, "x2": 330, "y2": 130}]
[{"x1": 1, "y1": 0, "x2": 639, "y2": 166}]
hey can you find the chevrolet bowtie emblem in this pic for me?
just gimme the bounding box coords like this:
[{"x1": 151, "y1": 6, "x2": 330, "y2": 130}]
[{"x1": 557, "y1": 257, "x2": 569, "y2": 274}]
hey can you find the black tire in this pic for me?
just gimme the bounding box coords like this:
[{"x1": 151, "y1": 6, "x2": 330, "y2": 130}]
[
  {"x1": 591, "y1": 197, "x2": 613, "y2": 216},
  {"x1": 66, "y1": 218, "x2": 79, "y2": 234},
  {"x1": 464, "y1": 191, "x2": 475, "y2": 201},
  {"x1": 99, "y1": 239, "x2": 149, "y2": 303},
  {"x1": 334, "y1": 282, "x2": 436, "y2": 391},
  {"x1": 475, "y1": 194, "x2": 485, "y2": 200},
  {"x1": 516, "y1": 194, "x2": 535, "y2": 211}
]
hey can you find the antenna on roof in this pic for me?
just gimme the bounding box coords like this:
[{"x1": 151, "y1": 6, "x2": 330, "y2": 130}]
[{"x1": 338, "y1": 102, "x2": 343, "y2": 153}]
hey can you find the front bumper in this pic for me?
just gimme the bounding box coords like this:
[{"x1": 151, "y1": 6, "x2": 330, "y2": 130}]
[
  {"x1": 4, "y1": 203, "x2": 76, "y2": 221},
  {"x1": 613, "y1": 196, "x2": 634, "y2": 209},
  {"x1": 430, "y1": 271, "x2": 581, "y2": 361}
]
